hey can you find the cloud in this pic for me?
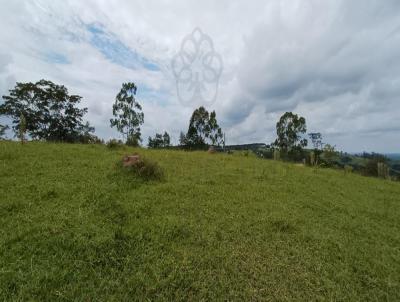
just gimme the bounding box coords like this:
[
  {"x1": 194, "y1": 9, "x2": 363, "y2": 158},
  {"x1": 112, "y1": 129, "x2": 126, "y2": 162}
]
[
  {"x1": 0, "y1": 53, "x2": 15, "y2": 98},
  {"x1": 0, "y1": 0, "x2": 399, "y2": 152},
  {"x1": 219, "y1": 0, "x2": 400, "y2": 152}
]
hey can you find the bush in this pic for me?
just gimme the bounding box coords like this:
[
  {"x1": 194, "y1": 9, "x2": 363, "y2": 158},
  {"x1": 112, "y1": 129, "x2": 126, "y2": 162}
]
[
  {"x1": 126, "y1": 135, "x2": 140, "y2": 147},
  {"x1": 232, "y1": 150, "x2": 257, "y2": 158},
  {"x1": 344, "y1": 165, "x2": 354, "y2": 174},
  {"x1": 107, "y1": 139, "x2": 124, "y2": 149},
  {"x1": 309, "y1": 151, "x2": 316, "y2": 166},
  {"x1": 287, "y1": 147, "x2": 306, "y2": 162},
  {"x1": 78, "y1": 134, "x2": 104, "y2": 144},
  {"x1": 377, "y1": 162, "x2": 390, "y2": 179},
  {"x1": 256, "y1": 148, "x2": 273, "y2": 159},
  {"x1": 273, "y1": 149, "x2": 280, "y2": 161},
  {"x1": 122, "y1": 157, "x2": 164, "y2": 181},
  {"x1": 363, "y1": 158, "x2": 381, "y2": 177}
]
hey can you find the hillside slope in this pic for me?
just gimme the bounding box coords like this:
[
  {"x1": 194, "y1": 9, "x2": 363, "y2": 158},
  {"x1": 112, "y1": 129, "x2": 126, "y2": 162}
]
[{"x1": 1, "y1": 142, "x2": 399, "y2": 301}]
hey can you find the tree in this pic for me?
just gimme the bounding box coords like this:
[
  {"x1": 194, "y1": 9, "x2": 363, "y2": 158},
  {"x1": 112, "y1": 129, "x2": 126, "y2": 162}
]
[
  {"x1": 308, "y1": 133, "x2": 323, "y2": 166},
  {"x1": 0, "y1": 79, "x2": 93, "y2": 142},
  {"x1": 184, "y1": 107, "x2": 223, "y2": 147},
  {"x1": 19, "y1": 113, "x2": 26, "y2": 144},
  {"x1": 186, "y1": 106, "x2": 209, "y2": 146},
  {"x1": 148, "y1": 134, "x2": 161, "y2": 148},
  {"x1": 274, "y1": 112, "x2": 307, "y2": 155},
  {"x1": 308, "y1": 132, "x2": 323, "y2": 150},
  {"x1": 77, "y1": 122, "x2": 103, "y2": 144},
  {"x1": 179, "y1": 131, "x2": 187, "y2": 146},
  {"x1": 110, "y1": 82, "x2": 144, "y2": 146},
  {"x1": 126, "y1": 134, "x2": 140, "y2": 147},
  {"x1": 148, "y1": 131, "x2": 171, "y2": 148},
  {"x1": 208, "y1": 111, "x2": 223, "y2": 146},
  {"x1": 0, "y1": 123, "x2": 8, "y2": 139},
  {"x1": 162, "y1": 131, "x2": 171, "y2": 147},
  {"x1": 323, "y1": 144, "x2": 336, "y2": 158},
  {"x1": 321, "y1": 144, "x2": 337, "y2": 166}
]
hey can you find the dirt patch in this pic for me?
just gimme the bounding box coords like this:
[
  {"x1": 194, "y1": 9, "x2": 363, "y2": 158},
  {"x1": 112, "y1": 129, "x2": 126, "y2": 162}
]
[{"x1": 122, "y1": 154, "x2": 140, "y2": 167}]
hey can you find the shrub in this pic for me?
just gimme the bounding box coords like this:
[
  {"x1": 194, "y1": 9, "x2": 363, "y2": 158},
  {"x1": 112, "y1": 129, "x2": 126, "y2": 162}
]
[
  {"x1": 256, "y1": 148, "x2": 273, "y2": 159},
  {"x1": 107, "y1": 139, "x2": 124, "y2": 149},
  {"x1": 287, "y1": 147, "x2": 306, "y2": 162},
  {"x1": 78, "y1": 133, "x2": 104, "y2": 144},
  {"x1": 363, "y1": 157, "x2": 388, "y2": 177},
  {"x1": 232, "y1": 150, "x2": 257, "y2": 158},
  {"x1": 377, "y1": 162, "x2": 390, "y2": 179},
  {"x1": 344, "y1": 165, "x2": 354, "y2": 174},
  {"x1": 126, "y1": 135, "x2": 140, "y2": 147},
  {"x1": 122, "y1": 157, "x2": 164, "y2": 181},
  {"x1": 309, "y1": 151, "x2": 316, "y2": 166},
  {"x1": 321, "y1": 144, "x2": 337, "y2": 167},
  {"x1": 273, "y1": 149, "x2": 280, "y2": 161}
]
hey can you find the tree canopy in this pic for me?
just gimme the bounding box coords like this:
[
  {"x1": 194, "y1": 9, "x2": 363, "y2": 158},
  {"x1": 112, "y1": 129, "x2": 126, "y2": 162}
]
[
  {"x1": 148, "y1": 131, "x2": 171, "y2": 148},
  {"x1": 308, "y1": 132, "x2": 323, "y2": 150},
  {"x1": 110, "y1": 82, "x2": 144, "y2": 146},
  {"x1": 183, "y1": 106, "x2": 223, "y2": 148},
  {"x1": 0, "y1": 79, "x2": 93, "y2": 142},
  {"x1": 274, "y1": 112, "x2": 307, "y2": 153}
]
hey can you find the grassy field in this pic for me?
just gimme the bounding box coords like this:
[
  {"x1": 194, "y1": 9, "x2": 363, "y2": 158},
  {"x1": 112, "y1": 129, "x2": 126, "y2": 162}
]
[{"x1": 1, "y1": 141, "x2": 400, "y2": 301}]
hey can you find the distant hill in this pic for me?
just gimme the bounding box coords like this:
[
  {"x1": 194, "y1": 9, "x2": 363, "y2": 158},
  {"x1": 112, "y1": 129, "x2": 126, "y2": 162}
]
[
  {"x1": 223, "y1": 143, "x2": 268, "y2": 151},
  {"x1": 386, "y1": 153, "x2": 400, "y2": 160}
]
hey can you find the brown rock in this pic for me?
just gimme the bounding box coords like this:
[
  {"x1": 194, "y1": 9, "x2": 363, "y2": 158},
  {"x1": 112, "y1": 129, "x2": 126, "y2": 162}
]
[
  {"x1": 123, "y1": 154, "x2": 141, "y2": 167},
  {"x1": 208, "y1": 146, "x2": 216, "y2": 154}
]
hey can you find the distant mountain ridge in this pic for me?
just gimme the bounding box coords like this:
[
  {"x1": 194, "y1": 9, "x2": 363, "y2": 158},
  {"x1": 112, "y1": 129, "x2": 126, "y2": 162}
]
[{"x1": 386, "y1": 154, "x2": 400, "y2": 160}]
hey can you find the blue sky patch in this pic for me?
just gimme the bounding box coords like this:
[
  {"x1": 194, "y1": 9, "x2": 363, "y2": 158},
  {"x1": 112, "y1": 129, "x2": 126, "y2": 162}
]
[
  {"x1": 136, "y1": 84, "x2": 170, "y2": 107},
  {"x1": 43, "y1": 51, "x2": 70, "y2": 64},
  {"x1": 86, "y1": 23, "x2": 159, "y2": 71}
]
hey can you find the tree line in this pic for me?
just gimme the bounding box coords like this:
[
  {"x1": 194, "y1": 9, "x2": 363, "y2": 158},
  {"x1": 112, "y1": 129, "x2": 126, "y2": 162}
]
[
  {"x1": 0, "y1": 79, "x2": 397, "y2": 180},
  {"x1": 0, "y1": 80, "x2": 225, "y2": 149},
  {"x1": 0, "y1": 79, "x2": 331, "y2": 154}
]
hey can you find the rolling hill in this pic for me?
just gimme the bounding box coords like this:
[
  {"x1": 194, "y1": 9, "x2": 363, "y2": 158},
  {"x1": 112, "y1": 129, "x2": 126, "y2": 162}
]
[{"x1": 1, "y1": 141, "x2": 399, "y2": 301}]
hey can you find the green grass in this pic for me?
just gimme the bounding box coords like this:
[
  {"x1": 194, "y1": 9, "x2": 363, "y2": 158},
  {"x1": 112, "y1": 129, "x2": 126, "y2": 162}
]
[{"x1": 1, "y1": 141, "x2": 400, "y2": 301}]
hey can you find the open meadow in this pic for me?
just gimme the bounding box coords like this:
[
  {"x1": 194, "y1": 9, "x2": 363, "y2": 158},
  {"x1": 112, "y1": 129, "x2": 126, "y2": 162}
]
[{"x1": 1, "y1": 141, "x2": 400, "y2": 301}]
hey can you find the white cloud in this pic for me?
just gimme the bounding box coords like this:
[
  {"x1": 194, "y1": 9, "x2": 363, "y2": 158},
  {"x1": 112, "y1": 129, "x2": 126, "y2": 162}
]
[{"x1": 0, "y1": 0, "x2": 399, "y2": 152}]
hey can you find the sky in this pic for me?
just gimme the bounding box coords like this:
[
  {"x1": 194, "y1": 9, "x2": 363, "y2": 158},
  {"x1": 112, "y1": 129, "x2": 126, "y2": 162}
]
[{"x1": 0, "y1": 0, "x2": 399, "y2": 153}]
